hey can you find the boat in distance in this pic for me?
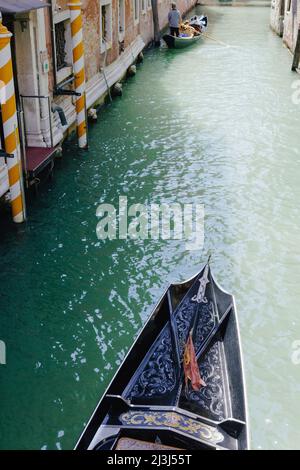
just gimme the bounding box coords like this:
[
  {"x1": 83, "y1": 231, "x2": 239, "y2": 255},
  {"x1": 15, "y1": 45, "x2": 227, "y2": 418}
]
[
  {"x1": 75, "y1": 261, "x2": 249, "y2": 450},
  {"x1": 163, "y1": 15, "x2": 208, "y2": 49}
]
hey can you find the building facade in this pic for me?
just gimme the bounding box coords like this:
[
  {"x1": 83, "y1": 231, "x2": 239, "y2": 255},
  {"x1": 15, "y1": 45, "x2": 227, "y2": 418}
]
[
  {"x1": 271, "y1": 0, "x2": 300, "y2": 52},
  {"x1": 0, "y1": 0, "x2": 196, "y2": 222}
]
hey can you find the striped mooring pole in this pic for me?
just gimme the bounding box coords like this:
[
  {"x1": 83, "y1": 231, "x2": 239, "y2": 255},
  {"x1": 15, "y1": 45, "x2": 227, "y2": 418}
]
[
  {"x1": 68, "y1": 0, "x2": 88, "y2": 148},
  {"x1": 0, "y1": 13, "x2": 25, "y2": 223}
]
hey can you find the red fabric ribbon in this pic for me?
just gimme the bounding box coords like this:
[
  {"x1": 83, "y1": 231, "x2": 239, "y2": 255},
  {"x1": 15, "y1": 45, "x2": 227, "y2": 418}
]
[{"x1": 183, "y1": 331, "x2": 206, "y2": 391}]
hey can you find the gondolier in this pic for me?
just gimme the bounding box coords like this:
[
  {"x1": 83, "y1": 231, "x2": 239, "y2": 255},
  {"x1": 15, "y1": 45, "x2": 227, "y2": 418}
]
[{"x1": 168, "y1": 3, "x2": 181, "y2": 37}]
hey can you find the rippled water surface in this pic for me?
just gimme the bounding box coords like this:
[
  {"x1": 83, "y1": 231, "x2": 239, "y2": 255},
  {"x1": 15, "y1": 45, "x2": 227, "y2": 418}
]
[{"x1": 1, "y1": 6, "x2": 300, "y2": 450}]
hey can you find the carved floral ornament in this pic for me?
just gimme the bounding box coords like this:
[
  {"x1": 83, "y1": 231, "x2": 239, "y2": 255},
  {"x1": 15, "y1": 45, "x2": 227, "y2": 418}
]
[{"x1": 120, "y1": 411, "x2": 224, "y2": 444}]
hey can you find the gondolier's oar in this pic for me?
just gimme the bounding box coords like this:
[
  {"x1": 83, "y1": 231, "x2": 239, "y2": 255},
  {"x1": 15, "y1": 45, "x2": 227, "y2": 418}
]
[{"x1": 203, "y1": 32, "x2": 231, "y2": 47}]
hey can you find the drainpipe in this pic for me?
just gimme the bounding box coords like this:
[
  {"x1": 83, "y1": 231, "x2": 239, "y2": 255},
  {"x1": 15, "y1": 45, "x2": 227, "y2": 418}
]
[
  {"x1": 151, "y1": 0, "x2": 161, "y2": 46},
  {"x1": 68, "y1": 0, "x2": 88, "y2": 149},
  {"x1": 49, "y1": 0, "x2": 58, "y2": 90},
  {"x1": 0, "y1": 13, "x2": 26, "y2": 223}
]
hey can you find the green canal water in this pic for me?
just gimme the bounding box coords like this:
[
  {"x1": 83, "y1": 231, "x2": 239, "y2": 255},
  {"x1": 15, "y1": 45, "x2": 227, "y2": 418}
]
[{"x1": 1, "y1": 6, "x2": 300, "y2": 450}]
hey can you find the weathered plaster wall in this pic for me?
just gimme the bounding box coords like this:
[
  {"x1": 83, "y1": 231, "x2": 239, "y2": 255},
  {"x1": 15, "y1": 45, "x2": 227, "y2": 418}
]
[
  {"x1": 82, "y1": 0, "x2": 101, "y2": 80},
  {"x1": 139, "y1": 4, "x2": 155, "y2": 45},
  {"x1": 270, "y1": 0, "x2": 299, "y2": 52},
  {"x1": 270, "y1": 0, "x2": 284, "y2": 36},
  {"x1": 282, "y1": 0, "x2": 299, "y2": 52}
]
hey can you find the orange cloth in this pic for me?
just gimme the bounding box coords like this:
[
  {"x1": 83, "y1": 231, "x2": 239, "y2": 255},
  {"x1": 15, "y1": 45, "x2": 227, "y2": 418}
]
[{"x1": 183, "y1": 331, "x2": 206, "y2": 391}]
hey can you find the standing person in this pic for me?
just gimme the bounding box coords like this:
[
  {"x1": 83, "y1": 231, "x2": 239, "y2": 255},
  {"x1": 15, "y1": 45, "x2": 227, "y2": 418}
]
[{"x1": 168, "y1": 3, "x2": 181, "y2": 37}]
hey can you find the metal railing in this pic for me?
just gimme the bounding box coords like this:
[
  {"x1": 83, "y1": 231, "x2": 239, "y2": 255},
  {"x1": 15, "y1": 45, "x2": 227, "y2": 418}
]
[{"x1": 18, "y1": 95, "x2": 54, "y2": 188}]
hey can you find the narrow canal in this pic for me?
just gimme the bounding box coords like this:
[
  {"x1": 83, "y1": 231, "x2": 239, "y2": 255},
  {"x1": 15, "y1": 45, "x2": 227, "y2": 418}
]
[{"x1": 1, "y1": 5, "x2": 300, "y2": 450}]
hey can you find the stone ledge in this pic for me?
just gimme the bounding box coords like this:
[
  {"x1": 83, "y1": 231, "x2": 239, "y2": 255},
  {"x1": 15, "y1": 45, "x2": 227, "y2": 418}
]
[{"x1": 86, "y1": 35, "x2": 145, "y2": 109}]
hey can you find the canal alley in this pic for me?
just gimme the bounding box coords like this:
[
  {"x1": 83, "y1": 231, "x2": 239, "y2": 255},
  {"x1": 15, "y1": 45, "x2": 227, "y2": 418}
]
[{"x1": 1, "y1": 5, "x2": 300, "y2": 450}]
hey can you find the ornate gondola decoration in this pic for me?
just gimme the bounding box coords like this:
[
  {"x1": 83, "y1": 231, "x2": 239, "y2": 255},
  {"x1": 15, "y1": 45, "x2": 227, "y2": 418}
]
[
  {"x1": 181, "y1": 341, "x2": 226, "y2": 421},
  {"x1": 74, "y1": 260, "x2": 249, "y2": 450},
  {"x1": 120, "y1": 411, "x2": 225, "y2": 445},
  {"x1": 128, "y1": 327, "x2": 177, "y2": 399},
  {"x1": 191, "y1": 261, "x2": 210, "y2": 304}
]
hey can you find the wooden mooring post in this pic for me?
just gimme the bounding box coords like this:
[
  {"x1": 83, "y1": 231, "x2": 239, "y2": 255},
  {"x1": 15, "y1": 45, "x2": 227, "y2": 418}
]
[
  {"x1": 292, "y1": 26, "x2": 300, "y2": 72},
  {"x1": 151, "y1": 0, "x2": 161, "y2": 47}
]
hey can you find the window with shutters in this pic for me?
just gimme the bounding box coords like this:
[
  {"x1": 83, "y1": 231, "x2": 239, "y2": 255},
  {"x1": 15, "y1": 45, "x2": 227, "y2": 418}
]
[
  {"x1": 55, "y1": 22, "x2": 67, "y2": 71},
  {"x1": 53, "y1": 10, "x2": 73, "y2": 84},
  {"x1": 100, "y1": 0, "x2": 113, "y2": 53}
]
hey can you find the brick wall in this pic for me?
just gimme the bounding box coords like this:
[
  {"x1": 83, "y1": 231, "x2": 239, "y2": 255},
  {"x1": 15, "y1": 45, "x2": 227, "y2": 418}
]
[{"x1": 47, "y1": 0, "x2": 197, "y2": 87}]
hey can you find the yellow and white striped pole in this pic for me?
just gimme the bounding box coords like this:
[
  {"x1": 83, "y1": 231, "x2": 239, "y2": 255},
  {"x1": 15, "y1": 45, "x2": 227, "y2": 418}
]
[
  {"x1": 0, "y1": 13, "x2": 25, "y2": 223},
  {"x1": 68, "y1": 0, "x2": 87, "y2": 148}
]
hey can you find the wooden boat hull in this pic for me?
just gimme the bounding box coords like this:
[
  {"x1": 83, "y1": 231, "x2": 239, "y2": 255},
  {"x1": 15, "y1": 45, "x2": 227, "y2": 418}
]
[
  {"x1": 163, "y1": 33, "x2": 204, "y2": 49},
  {"x1": 75, "y1": 263, "x2": 249, "y2": 450}
]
